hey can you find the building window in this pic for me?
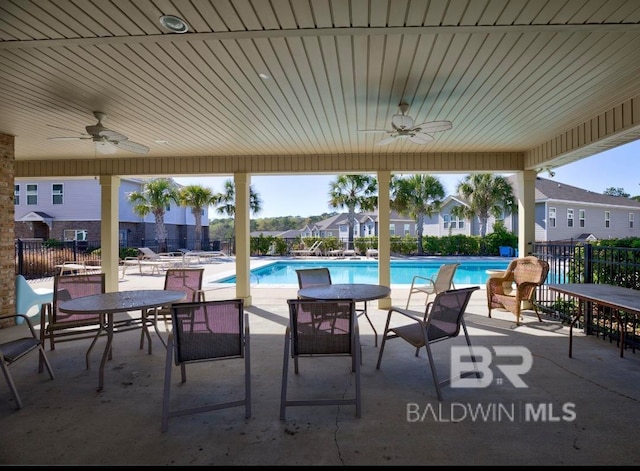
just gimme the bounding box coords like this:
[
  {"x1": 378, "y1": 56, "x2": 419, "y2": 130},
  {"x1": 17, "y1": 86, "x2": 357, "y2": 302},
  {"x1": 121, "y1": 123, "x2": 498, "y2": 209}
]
[
  {"x1": 389, "y1": 224, "x2": 396, "y2": 236},
  {"x1": 567, "y1": 209, "x2": 574, "y2": 228},
  {"x1": 549, "y1": 207, "x2": 556, "y2": 228},
  {"x1": 64, "y1": 229, "x2": 87, "y2": 241},
  {"x1": 450, "y1": 215, "x2": 464, "y2": 229},
  {"x1": 52, "y1": 183, "x2": 63, "y2": 204},
  {"x1": 26, "y1": 184, "x2": 37, "y2": 205},
  {"x1": 605, "y1": 211, "x2": 610, "y2": 228},
  {"x1": 630, "y1": 213, "x2": 634, "y2": 229},
  {"x1": 14, "y1": 184, "x2": 19, "y2": 205},
  {"x1": 579, "y1": 209, "x2": 585, "y2": 228},
  {"x1": 404, "y1": 224, "x2": 411, "y2": 236},
  {"x1": 443, "y1": 214, "x2": 450, "y2": 229}
]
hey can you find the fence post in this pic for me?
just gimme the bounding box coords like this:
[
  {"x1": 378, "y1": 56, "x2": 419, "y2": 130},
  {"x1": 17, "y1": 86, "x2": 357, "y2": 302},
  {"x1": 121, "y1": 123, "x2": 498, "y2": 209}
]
[
  {"x1": 583, "y1": 243, "x2": 593, "y2": 335},
  {"x1": 16, "y1": 239, "x2": 24, "y2": 275}
]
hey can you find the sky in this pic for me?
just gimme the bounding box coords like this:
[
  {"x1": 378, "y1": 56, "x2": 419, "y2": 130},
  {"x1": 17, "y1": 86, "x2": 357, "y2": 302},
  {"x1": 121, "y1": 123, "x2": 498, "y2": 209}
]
[{"x1": 174, "y1": 139, "x2": 640, "y2": 219}]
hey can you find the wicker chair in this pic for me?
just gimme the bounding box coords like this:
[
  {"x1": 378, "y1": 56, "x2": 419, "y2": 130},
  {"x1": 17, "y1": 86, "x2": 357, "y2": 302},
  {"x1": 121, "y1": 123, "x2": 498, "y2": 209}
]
[{"x1": 486, "y1": 256, "x2": 550, "y2": 325}]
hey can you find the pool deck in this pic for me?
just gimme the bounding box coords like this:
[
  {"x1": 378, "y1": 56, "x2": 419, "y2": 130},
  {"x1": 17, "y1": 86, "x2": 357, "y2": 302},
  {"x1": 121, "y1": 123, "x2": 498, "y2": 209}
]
[{"x1": 4, "y1": 256, "x2": 640, "y2": 466}]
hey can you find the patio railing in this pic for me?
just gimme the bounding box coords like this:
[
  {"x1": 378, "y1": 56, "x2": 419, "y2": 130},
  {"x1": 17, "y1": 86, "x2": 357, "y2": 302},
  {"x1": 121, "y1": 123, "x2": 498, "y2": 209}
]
[{"x1": 533, "y1": 241, "x2": 640, "y2": 354}]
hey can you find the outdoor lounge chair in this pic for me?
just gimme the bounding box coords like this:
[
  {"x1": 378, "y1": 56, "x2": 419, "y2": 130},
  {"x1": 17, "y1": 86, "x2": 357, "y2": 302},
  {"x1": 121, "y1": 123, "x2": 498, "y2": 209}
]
[
  {"x1": 290, "y1": 240, "x2": 323, "y2": 257},
  {"x1": 0, "y1": 313, "x2": 55, "y2": 409},
  {"x1": 405, "y1": 263, "x2": 459, "y2": 309},
  {"x1": 281, "y1": 298, "x2": 361, "y2": 419},
  {"x1": 376, "y1": 286, "x2": 480, "y2": 401},
  {"x1": 122, "y1": 247, "x2": 183, "y2": 275},
  {"x1": 487, "y1": 256, "x2": 550, "y2": 325},
  {"x1": 161, "y1": 299, "x2": 250, "y2": 432}
]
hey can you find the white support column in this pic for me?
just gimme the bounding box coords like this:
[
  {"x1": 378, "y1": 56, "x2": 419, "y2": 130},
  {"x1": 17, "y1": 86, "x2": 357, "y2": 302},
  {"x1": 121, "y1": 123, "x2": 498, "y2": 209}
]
[
  {"x1": 516, "y1": 170, "x2": 537, "y2": 256},
  {"x1": 377, "y1": 171, "x2": 391, "y2": 309},
  {"x1": 99, "y1": 175, "x2": 120, "y2": 292},
  {"x1": 234, "y1": 173, "x2": 252, "y2": 306}
]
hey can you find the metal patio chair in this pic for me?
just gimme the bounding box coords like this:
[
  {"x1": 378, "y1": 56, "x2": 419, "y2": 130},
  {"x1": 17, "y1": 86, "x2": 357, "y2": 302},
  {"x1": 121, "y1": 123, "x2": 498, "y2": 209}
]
[
  {"x1": 376, "y1": 286, "x2": 480, "y2": 401},
  {"x1": 161, "y1": 299, "x2": 250, "y2": 432},
  {"x1": 281, "y1": 298, "x2": 361, "y2": 419},
  {"x1": 0, "y1": 313, "x2": 55, "y2": 409}
]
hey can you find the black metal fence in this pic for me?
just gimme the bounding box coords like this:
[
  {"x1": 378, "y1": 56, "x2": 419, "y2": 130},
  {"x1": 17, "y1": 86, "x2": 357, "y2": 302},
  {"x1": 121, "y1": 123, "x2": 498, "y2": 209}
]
[
  {"x1": 15, "y1": 236, "x2": 640, "y2": 354},
  {"x1": 532, "y1": 241, "x2": 640, "y2": 353},
  {"x1": 14, "y1": 238, "x2": 234, "y2": 280}
]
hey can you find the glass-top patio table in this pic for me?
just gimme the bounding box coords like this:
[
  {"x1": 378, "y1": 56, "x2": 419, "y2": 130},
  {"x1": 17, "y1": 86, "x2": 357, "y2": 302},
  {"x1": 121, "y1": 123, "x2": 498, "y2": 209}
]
[{"x1": 59, "y1": 289, "x2": 186, "y2": 390}]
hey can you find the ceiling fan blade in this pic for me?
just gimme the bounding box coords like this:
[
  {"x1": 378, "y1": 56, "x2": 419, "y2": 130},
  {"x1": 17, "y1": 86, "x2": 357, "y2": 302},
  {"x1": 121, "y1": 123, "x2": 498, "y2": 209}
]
[
  {"x1": 47, "y1": 136, "x2": 92, "y2": 141},
  {"x1": 408, "y1": 133, "x2": 435, "y2": 145},
  {"x1": 358, "y1": 129, "x2": 391, "y2": 133},
  {"x1": 46, "y1": 124, "x2": 88, "y2": 135},
  {"x1": 112, "y1": 139, "x2": 150, "y2": 155},
  {"x1": 376, "y1": 135, "x2": 398, "y2": 146},
  {"x1": 413, "y1": 120, "x2": 453, "y2": 133},
  {"x1": 95, "y1": 140, "x2": 117, "y2": 154}
]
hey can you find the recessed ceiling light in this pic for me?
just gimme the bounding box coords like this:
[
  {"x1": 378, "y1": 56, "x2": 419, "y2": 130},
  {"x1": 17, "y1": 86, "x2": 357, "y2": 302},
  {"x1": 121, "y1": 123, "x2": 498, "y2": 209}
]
[
  {"x1": 154, "y1": 139, "x2": 169, "y2": 145},
  {"x1": 159, "y1": 15, "x2": 189, "y2": 33},
  {"x1": 259, "y1": 73, "x2": 270, "y2": 80}
]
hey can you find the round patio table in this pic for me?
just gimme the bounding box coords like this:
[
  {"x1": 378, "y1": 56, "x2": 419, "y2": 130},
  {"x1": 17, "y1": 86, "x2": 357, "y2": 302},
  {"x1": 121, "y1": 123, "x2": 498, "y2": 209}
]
[
  {"x1": 297, "y1": 283, "x2": 391, "y2": 346},
  {"x1": 59, "y1": 289, "x2": 186, "y2": 390}
]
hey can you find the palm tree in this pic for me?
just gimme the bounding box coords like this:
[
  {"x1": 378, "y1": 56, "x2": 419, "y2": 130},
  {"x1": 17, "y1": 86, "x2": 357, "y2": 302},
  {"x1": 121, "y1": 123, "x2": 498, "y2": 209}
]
[
  {"x1": 179, "y1": 184, "x2": 217, "y2": 250},
  {"x1": 214, "y1": 179, "x2": 263, "y2": 252},
  {"x1": 214, "y1": 179, "x2": 262, "y2": 218},
  {"x1": 127, "y1": 178, "x2": 180, "y2": 252},
  {"x1": 450, "y1": 173, "x2": 516, "y2": 238},
  {"x1": 328, "y1": 175, "x2": 377, "y2": 250},
  {"x1": 391, "y1": 174, "x2": 445, "y2": 255}
]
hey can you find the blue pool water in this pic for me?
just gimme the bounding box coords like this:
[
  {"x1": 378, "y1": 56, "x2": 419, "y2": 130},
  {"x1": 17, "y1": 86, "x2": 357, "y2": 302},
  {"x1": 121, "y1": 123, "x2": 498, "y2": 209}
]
[{"x1": 214, "y1": 258, "x2": 512, "y2": 286}]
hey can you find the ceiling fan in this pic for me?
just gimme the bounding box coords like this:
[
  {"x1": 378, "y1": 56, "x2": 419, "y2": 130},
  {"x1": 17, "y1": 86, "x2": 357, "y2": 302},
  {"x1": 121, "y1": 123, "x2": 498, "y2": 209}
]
[
  {"x1": 359, "y1": 102, "x2": 452, "y2": 146},
  {"x1": 48, "y1": 111, "x2": 150, "y2": 155}
]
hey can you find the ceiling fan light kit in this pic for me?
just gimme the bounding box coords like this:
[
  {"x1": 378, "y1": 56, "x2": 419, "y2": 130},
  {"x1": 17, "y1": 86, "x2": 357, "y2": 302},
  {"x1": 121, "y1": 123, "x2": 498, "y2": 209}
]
[
  {"x1": 360, "y1": 101, "x2": 452, "y2": 146},
  {"x1": 48, "y1": 111, "x2": 150, "y2": 155}
]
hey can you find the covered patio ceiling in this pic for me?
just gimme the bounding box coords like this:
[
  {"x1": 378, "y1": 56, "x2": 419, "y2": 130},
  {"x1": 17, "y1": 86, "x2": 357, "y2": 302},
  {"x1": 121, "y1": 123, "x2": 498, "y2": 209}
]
[{"x1": 3, "y1": 0, "x2": 640, "y2": 178}]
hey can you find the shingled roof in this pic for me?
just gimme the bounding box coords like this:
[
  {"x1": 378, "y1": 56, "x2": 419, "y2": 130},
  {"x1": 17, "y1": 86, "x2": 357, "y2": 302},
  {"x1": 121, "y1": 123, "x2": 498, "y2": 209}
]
[{"x1": 510, "y1": 176, "x2": 640, "y2": 209}]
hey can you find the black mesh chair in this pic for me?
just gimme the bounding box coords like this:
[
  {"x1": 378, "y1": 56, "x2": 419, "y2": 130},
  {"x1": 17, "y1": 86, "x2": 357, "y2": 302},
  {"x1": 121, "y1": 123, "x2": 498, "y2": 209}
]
[
  {"x1": 295, "y1": 267, "x2": 377, "y2": 346},
  {"x1": 161, "y1": 299, "x2": 250, "y2": 432},
  {"x1": 376, "y1": 286, "x2": 480, "y2": 401},
  {"x1": 280, "y1": 298, "x2": 361, "y2": 420},
  {"x1": 0, "y1": 314, "x2": 55, "y2": 409}
]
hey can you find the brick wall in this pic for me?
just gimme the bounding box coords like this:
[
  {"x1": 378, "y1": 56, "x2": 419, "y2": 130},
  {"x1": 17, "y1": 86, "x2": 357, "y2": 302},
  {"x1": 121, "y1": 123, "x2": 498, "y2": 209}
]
[{"x1": 0, "y1": 134, "x2": 15, "y2": 327}]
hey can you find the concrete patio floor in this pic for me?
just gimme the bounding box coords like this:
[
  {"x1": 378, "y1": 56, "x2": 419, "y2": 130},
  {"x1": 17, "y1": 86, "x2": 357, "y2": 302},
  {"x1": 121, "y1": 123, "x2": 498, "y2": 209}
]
[{"x1": 2, "y1": 257, "x2": 640, "y2": 466}]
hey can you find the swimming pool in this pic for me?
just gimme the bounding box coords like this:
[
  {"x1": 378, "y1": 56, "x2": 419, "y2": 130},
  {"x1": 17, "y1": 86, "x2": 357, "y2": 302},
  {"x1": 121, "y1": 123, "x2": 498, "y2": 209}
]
[{"x1": 214, "y1": 258, "x2": 512, "y2": 286}]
